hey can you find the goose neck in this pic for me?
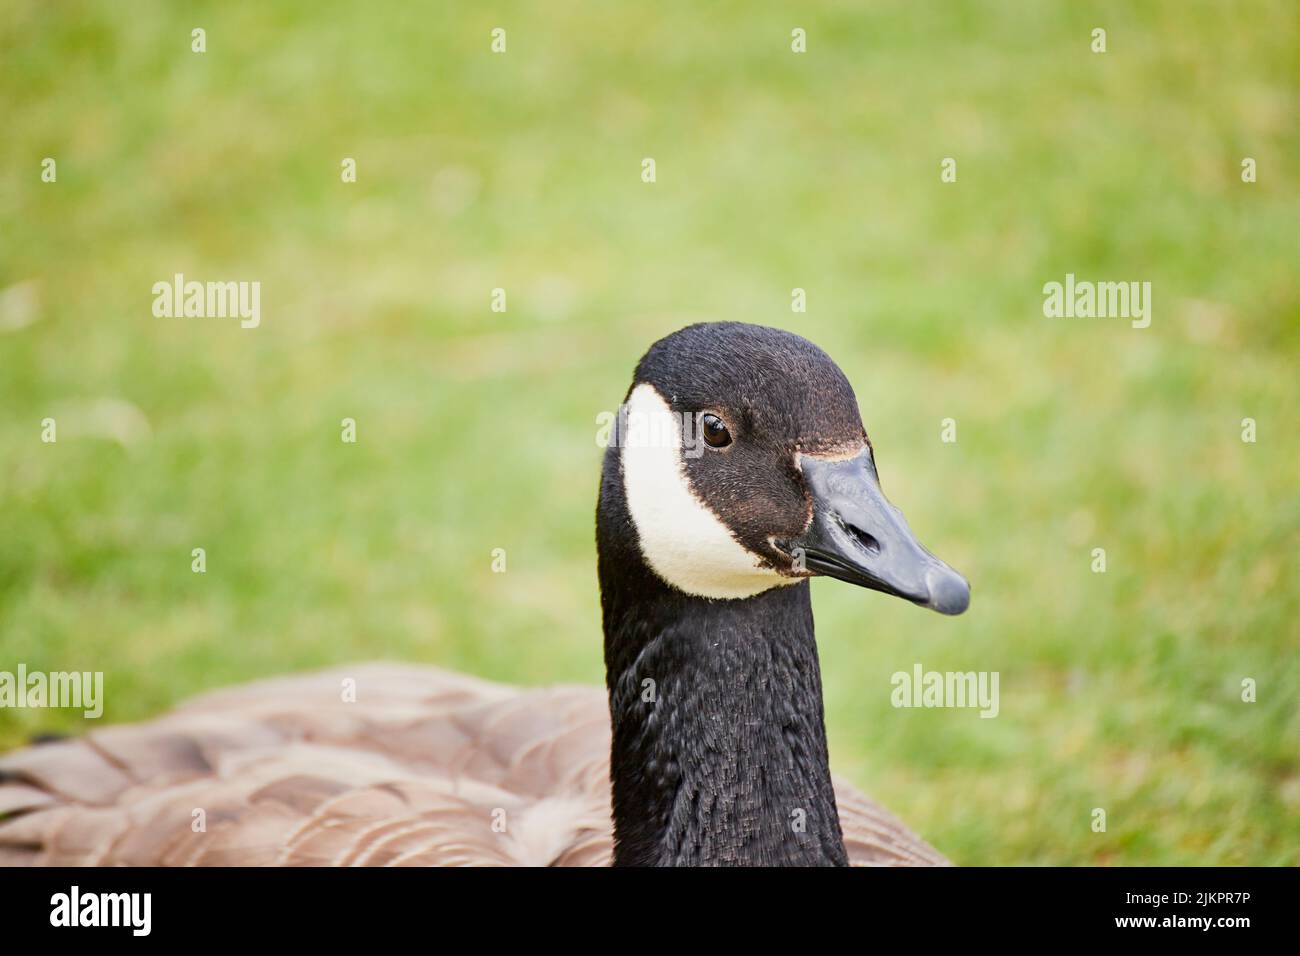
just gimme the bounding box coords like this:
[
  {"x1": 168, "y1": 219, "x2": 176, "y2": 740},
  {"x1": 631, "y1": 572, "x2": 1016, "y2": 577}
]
[{"x1": 600, "y1": 568, "x2": 848, "y2": 866}]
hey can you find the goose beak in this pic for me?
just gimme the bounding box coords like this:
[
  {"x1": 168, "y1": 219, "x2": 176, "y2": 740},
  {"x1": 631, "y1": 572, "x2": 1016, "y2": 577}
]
[{"x1": 789, "y1": 450, "x2": 970, "y2": 615}]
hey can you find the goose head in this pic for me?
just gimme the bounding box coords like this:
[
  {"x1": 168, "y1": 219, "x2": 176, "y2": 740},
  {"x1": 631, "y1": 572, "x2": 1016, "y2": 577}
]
[{"x1": 610, "y1": 321, "x2": 970, "y2": 614}]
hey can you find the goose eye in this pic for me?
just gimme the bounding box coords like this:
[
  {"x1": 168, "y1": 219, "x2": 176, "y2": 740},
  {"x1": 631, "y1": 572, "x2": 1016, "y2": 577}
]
[{"x1": 701, "y1": 413, "x2": 732, "y2": 448}]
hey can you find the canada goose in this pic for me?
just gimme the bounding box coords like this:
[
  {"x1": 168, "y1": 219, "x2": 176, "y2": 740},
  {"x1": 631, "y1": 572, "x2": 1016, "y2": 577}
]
[{"x1": 0, "y1": 321, "x2": 968, "y2": 867}]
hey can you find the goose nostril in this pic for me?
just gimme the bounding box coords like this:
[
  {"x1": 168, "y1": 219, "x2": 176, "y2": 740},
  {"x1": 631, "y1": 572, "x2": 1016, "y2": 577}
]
[{"x1": 845, "y1": 523, "x2": 881, "y2": 556}]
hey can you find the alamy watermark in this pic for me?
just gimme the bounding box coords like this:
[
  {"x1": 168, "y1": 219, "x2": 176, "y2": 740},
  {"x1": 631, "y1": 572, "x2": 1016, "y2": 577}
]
[
  {"x1": 152, "y1": 273, "x2": 260, "y2": 329},
  {"x1": 595, "y1": 404, "x2": 705, "y2": 458},
  {"x1": 1043, "y1": 273, "x2": 1151, "y2": 329},
  {"x1": 891, "y1": 663, "x2": 999, "y2": 718},
  {"x1": 0, "y1": 665, "x2": 103, "y2": 718},
  {"x1": 50, "y1": 886, "x2": 150, "y2": 936}
]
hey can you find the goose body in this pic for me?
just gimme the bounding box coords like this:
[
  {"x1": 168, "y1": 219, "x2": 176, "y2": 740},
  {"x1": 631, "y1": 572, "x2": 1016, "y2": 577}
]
[
  {"x1": 0, "y1": 322, "x2": 967, "y2": 867},
  {"x1": 0, "y1": 664, "x2": 944, "y2": 866}
]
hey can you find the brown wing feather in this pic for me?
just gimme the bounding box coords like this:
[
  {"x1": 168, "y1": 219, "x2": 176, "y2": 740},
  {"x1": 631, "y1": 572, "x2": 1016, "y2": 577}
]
[{"x1": 0, "y1": 664, "x2": 946, "y2": 866}]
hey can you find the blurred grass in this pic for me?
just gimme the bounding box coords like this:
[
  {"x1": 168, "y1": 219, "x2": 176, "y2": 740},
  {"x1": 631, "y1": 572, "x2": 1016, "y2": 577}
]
[{"x1": 1, "y1": 0, "x2": 1297, "y2": 865}]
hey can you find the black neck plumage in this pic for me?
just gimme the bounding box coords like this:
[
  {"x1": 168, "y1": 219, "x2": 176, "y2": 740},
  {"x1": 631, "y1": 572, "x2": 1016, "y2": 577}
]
[{"x1": 596, "y1": 451, "x2": 848, "y2": 866}]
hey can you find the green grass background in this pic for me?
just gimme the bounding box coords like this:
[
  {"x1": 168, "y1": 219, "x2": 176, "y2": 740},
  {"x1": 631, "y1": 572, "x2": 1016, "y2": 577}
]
[{"x1": 1, "y1": 1, "x2": 1297, "y2": 865}]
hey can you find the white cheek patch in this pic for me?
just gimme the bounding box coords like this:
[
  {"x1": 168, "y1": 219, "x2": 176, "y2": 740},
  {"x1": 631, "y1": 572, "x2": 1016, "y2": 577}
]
[{"x1": 620, "y1": 383, "x2": 797, "y2": 600}]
